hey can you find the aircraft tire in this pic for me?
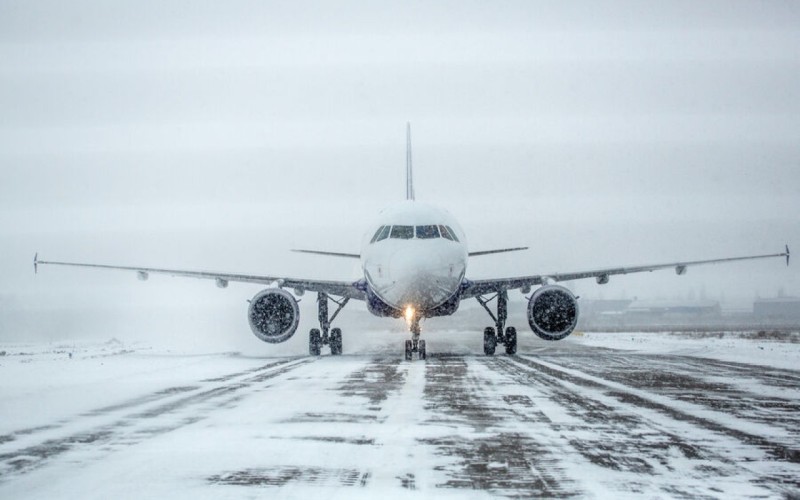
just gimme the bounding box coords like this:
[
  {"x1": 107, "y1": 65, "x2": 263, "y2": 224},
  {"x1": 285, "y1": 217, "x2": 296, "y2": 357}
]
[
  {"x1": 418, "y1": 339, "x2": 426, "y2": 360},
  {"x1": 505, "y1": 327, "x2": 517, "y2": 355},
  {"x1": 309, "y1": 329, "x2": 322, "y2": 356},
  {"x1": 483, "y1": 327, "x2": 496, "y2": 356},
  {"x1": 404, "y1": 340, "x2": 413, "y2": 361},
  {"x1": 330, "y1": 328, "x2": 342, "y2": 355}
]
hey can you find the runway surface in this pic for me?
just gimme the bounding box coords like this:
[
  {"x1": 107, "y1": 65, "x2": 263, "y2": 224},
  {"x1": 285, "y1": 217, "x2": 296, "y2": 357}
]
[{"x1": 0, "y1": 333, "x2": 799, "y2": 499}]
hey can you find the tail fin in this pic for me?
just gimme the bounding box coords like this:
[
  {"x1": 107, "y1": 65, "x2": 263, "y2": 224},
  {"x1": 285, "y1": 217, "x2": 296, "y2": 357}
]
[{"x1": 406, "y1": 122, "x2": 415, "y2": 201}]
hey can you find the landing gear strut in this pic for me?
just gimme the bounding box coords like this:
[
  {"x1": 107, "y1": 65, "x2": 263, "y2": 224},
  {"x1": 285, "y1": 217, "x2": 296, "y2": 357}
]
[
  {"x1": 476, "y1": 290, "x2": 517, "y2": 356},
  {"x1": 308, "y1": 292, "x2": 349, "y2": 356},
  {"x1": 404, "y1": 314, "x2": 426, "y2": 361}
]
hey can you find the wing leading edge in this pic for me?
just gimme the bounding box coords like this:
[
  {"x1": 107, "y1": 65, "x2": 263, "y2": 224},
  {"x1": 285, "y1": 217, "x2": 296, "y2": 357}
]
[
  {"x1": 462, "y1": 246, "x2": 790, "y2": 298},
  {"x1": 469, "y1": 247, "x2": 529, "y2": 257},
  {"x1": 33, "y1": 256, "x2": 365, "y2": 300},
  {"x1": 34, "y1": 246, "x2": 789, "y2": 303}
]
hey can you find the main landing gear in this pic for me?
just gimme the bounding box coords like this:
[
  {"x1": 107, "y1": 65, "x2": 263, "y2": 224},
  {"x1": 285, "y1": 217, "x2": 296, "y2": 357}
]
[
  {"x1": 476, "y1": 290, "x2": 517, "y2": 356},
  {"x1": 309, "y1": 292, "x2": 349, "y2": 356},
  {"x1": 404, "y1": 314, "x2": 427, "y2": 361}
]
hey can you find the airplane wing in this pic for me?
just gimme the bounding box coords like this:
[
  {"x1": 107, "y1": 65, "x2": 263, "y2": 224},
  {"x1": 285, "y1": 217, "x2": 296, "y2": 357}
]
[
  {"x1": 291, "y1": 249, "x2": 360, "y2": 259},
  {"x1": 468, "y1": 247, "x2": 528, "y2": 257},
  {"x1": 461, "y1": 246, "x2": 790, "y2": 298},
  {"x1": 33, "y1": 255, "x2": 365, "y2": 300},
  {"x1": 290, "y1": 247, "x2": 532, "y2": 258}
]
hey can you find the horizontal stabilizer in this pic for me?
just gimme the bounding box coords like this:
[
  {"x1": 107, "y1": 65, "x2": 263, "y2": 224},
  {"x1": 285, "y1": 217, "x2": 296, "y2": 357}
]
[
  {"x1": 292, "y1": 249, "x2": 361, "y2": 259},
  {"x1": 468, "y1": 247, "x2": 529, "y2": 257}
]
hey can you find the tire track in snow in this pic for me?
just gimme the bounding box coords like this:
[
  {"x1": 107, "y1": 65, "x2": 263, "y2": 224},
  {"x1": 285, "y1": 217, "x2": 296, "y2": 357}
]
[
  {"x1": 495, "y1": 354, "x2": 800, "y2": 496},
  {"x1": 0, "y1": 358, "x2": 295, "y2": 447},
  {"x1": 0, "y1": 357, "x2": 311, "y2": 480},
  {"x1": 419, "y1": 354, "x2": 579, "y2": 498},
  {"x1": 517, "y1": 354, "x2": 800, "y2": 465},
  {"x1": 542, "y1": 352, "x2": 800, "y2": 439},
  {"x1": 209, "y1": 355, "x2": 412, "y2": 490}
]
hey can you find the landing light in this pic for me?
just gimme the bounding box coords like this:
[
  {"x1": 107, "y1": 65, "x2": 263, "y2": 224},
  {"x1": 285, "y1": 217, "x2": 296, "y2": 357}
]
[{"x1": 404, "y1": 305, "x2": 415, "y2": 323}]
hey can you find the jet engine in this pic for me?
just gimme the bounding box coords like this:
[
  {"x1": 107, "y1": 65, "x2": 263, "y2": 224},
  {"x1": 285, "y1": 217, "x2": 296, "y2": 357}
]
[
  {"x1": 527, "y1": 285, "x2": 579, "y2": 341},
  {"x1": 247, "y1": 288, "x2": 300, "y2": 343}
]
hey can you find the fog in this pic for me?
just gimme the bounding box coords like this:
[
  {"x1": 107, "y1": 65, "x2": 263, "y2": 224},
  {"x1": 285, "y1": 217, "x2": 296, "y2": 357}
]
[{"x1": 1, "y1": 1, "x2": 798, "y2": 343}]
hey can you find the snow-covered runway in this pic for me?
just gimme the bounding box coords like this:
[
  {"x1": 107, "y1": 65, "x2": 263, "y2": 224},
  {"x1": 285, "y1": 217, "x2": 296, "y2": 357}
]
[{"x1": 1, "y1": 332, "x2": 798, "y2": 498}]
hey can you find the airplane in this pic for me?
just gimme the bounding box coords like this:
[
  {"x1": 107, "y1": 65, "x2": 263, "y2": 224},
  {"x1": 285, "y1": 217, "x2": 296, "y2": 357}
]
[{"x1": 34, "y1": 124, "x2": 790, "y2": 360}]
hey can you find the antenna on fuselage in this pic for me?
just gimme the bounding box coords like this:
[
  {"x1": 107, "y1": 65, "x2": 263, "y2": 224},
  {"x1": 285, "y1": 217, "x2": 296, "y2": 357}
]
[{"x1": 406, "y1": 122, "x2": 415, "y2": 201}]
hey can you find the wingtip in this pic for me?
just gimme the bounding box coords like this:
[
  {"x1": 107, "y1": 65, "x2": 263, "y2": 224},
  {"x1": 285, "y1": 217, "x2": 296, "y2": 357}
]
[
  {"x1": 786, "y1": 244, "x2": 791, "y2": 266},
  {"x1": 33, "y1": 252, "x2": 38, "y2": 274}
]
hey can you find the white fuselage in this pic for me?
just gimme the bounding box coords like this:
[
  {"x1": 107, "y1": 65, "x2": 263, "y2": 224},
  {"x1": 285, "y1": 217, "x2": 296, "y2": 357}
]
[{"x1": 360, "y1": 201, "x2": 468, "y2": 315}]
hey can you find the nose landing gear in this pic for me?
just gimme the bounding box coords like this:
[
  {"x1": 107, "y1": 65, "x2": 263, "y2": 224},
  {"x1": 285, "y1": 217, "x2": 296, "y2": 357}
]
[
  {"x1": 404, "y1": 339, "x2": 426, "y2": 361},
  {"x1": 404, "y1": 314, "x2": 426, "y2": 361}
]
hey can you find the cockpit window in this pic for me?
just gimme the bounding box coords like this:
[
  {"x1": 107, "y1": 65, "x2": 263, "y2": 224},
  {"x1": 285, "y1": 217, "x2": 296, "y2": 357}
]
[
  {"x1": 370, "y1": 226, "x2": 385, "y2": 243},
  {"x1": 375, "y1": 224, "x2": 456, "y2": 242},
  {"x1": 445, "y1": 226, "x2": 460, "y2": 242},
  {"x1": 416, "y1": 225, "x2": 439, "y2": 239},
  {"x1": 390, "y1": 225, "x2": 414, "y2": 239},
  {"x1": 376, "y1": 225, "x2": 391, "y2": 242},
  {"x1": 439, "y1": 225, "x2": 457, "y2": 241}
]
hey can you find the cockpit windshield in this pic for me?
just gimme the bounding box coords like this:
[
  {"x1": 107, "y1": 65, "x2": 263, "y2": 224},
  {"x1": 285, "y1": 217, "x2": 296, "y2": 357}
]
[
  {"x1": 370, "y1": 224, "x2": 458, "y2": 243},
  {"x1": 390, "y1": 225, "x2": 414, "y2": 239},
  {"x1": 416, "y1": 225, "x2": 439, "y2": 239}
]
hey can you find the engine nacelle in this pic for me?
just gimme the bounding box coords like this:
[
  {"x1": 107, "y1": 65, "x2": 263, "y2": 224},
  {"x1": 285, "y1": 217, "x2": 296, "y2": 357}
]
[
  {"x1": 247, "y1": 288, "x2": 300, "y2": 344},
  {"x1": 527, "y1": 285, "x2": 579, "y2": 341}
]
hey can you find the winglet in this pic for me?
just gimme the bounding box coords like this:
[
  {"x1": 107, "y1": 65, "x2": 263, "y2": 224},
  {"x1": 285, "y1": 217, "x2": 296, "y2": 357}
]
[
  {"x1": 406, "y1": 122, "x2": 415, "y2": 201},
  {"x1": 787, "y1": 245, "x2": 791, "y2": 266},
  {"x1": 33, "y1": 252, "x2": 39, "y2": 274}
]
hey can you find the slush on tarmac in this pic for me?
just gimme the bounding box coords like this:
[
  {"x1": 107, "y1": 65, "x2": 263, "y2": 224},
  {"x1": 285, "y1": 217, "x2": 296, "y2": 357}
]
[{"x1": 0, "y1": 330, "x2": 798, "y2": 499}]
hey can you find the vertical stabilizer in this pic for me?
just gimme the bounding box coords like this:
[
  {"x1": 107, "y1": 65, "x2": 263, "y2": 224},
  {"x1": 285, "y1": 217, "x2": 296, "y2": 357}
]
[{"x1": 406, "y1": 122, "x2": 415, "y2": 201}]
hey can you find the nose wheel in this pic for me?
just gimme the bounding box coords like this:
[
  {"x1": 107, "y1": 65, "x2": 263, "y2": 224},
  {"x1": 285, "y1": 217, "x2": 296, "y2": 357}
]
[
  {"x1": 404, "y1": 339, "x2": 426, "y2": 361},
  {"x1": 404, "y1": 314, "x2": 426, "y2": 361}
]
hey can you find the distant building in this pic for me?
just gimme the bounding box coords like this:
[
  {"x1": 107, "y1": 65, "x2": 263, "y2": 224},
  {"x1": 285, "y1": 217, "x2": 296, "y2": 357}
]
[
  {"x1": 754, "y1": 297, "x2": 800, "y2": 320},
  {"x1": 625, "y1": 300, "x2": 721, "y2": 317},
  {"x1": 580, "y1": 299, "x2": 634, "y2": 317}
]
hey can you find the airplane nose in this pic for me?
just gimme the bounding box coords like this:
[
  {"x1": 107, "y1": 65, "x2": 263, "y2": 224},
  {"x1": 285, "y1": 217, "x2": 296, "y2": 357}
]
[
  {"x1": 389, "y1": 248, "x2": 447, "y2": 281},
  {"x1": 383, "y1": 245, "x2": 464, "y2": 308},
  {"x1": 389, "y1": 251, "x2": 427, "y2": 280}
]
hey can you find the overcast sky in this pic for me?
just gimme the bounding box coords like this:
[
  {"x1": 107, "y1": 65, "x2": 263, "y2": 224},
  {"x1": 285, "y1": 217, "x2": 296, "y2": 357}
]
[{"x1": 1, "y1": 1, "x2": 798, "y2": 341}]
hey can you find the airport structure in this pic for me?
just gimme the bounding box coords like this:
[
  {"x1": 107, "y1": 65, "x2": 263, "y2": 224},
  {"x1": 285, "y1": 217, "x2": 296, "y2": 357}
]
[{"x1": 579, "y1": 297, "x2": 799, "y2": 331}]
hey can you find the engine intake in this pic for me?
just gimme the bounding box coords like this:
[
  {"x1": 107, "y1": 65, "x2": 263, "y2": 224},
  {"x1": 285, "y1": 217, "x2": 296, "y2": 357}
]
[
  {"x1": 527, "y1": 285, "x2": 579, "y2": 341},
  {"x1": 248, "y1": 288, "x2": 300, "y2": 344}
]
